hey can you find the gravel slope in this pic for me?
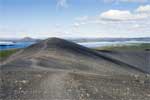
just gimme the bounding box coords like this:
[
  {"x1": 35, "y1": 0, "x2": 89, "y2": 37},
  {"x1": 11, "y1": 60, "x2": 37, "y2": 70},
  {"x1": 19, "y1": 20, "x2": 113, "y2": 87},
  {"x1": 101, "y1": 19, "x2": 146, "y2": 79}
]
[{"x1": 0, "y1": 38, "x2": 150, "y2": 100}]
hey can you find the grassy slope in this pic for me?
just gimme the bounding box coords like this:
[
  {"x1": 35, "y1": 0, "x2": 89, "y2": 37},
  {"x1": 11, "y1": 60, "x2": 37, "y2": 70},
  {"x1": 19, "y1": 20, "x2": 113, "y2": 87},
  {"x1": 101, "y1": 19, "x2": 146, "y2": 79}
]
[
  {"x1": 0, "y1": 49, "x2": 19, "y2": 60},
  {"x1": 95, "y1": 43, "x2": 150, "y2": 51}
]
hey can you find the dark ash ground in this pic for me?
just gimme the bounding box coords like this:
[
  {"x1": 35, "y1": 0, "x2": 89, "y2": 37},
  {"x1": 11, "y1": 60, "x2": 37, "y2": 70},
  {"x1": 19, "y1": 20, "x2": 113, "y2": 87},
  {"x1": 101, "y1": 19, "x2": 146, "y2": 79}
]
[{"x1": 0, "y1": 38, "x2": 150, "y2": 100}]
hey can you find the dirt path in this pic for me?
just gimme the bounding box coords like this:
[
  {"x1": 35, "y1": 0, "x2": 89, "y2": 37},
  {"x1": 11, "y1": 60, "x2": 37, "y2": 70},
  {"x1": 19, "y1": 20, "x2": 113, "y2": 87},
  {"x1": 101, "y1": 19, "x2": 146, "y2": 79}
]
[{"x1": 38, "y1": 72, "x2": 70, "y2": 99}]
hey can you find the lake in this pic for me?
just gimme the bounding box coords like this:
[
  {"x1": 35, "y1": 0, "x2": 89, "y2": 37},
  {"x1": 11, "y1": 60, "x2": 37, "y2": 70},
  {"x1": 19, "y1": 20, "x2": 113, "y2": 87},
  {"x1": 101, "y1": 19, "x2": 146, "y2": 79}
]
[
  {"x1": 0, "y1": 42, "x2": 35, "y2": 50},
  {"x1": 79, "y1": 41, "x2": 150, "y2": 48},
  {"x1": 0, "y1": 41, "x2": 150, "y2": 50}
]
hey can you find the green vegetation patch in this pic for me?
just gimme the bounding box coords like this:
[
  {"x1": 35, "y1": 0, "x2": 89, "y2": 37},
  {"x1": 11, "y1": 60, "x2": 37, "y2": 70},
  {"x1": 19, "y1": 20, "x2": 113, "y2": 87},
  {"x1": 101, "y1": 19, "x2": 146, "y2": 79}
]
[
  {"x1": 95, "y1": 43, "x2": 150, "y2": 51},
  {"x1": 0, "y1": 49, "x2": 19, "y2": 59}
]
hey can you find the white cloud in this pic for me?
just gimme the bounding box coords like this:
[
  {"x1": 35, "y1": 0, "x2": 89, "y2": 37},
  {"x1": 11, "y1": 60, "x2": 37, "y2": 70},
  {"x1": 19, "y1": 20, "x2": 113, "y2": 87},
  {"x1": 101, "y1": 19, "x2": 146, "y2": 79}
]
[
  {"x1": 100, "y1": 9, "x2": 149, "y2": 21},
  {"x1": 136, "y1": 5, "x2": 150, "y2": 12},
  {"x1": 56, "y1": 0, "x2": 68, "y2": 8},
  {"x1": 99, "y1": 5, "x2": 150, "y2": 21},
  {"x1": 73, "y1": 22, "x2": 80, "y2": 27},
  {"x1": 71, "y1": 5, "x2": 150, "y2": 37},
  {"x1": 75, "y1": 16, "x2": 89, "y2": 21},
  {"x1": 100, "y1": 10, "x2": 133, "y2": 20}
]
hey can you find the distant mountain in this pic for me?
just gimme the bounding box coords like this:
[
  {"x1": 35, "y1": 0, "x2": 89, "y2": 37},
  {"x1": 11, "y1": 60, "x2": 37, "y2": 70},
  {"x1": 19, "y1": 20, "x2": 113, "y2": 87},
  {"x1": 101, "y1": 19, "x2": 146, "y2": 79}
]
[
  {"x1": 0, "y1": 37, "x2": 41, "y2": 43},
  {"x1": 17, "y1": 37, "x2": 41, "y2": 42},
  {"x1": 70, "y1": 37, "x2": 150, "y2": 43},
  {"x1": 0, "y1": 37, "x2": 150, "y2": 43}
]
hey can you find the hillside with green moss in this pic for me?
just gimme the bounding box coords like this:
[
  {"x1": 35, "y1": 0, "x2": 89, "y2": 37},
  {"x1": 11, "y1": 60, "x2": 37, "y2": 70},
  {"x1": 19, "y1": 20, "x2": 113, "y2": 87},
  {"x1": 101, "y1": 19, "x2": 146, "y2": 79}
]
[
  {"x1": 95, "y1": 43, "x2": 150, "y2": 51},
  {"x1": 0, "y1": 49, "x2": 18, "y2": 60}
]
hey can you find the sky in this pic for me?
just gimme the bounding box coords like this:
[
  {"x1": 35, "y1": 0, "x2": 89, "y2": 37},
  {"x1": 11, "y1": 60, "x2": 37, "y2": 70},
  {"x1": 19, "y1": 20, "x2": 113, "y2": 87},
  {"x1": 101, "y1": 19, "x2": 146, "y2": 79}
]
[{"x1": 0, "y1": 0, "x2": 150, "y2": 38}]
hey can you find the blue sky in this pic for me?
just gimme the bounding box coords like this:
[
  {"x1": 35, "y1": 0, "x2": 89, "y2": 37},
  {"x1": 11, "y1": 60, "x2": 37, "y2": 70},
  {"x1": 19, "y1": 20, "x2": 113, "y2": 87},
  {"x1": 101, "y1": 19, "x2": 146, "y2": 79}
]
[{"x1": 0, "y1": 0, "x2": 150, "y2": 38}]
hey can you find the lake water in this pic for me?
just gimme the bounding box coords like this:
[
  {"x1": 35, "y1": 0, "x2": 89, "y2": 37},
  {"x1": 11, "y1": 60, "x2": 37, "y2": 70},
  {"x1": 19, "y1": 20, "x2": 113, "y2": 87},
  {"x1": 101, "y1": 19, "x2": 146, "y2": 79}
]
[
  {"x1": 79, "y1": 41, "x2": 150, "y2": 48},
  {"x1": 0, "y1": 41, "x2": 150, "y2": 50},
  {"x1": 0, "y1": 42, "x2": 35, "y2": 50}
]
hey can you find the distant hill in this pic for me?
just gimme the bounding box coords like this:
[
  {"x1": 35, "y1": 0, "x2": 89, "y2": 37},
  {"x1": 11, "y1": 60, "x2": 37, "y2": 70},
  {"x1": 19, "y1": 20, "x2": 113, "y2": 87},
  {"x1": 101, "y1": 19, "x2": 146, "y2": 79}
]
[
  {"x1": 1, "y1": 37, "x2": 150, "y2": 43},
  {"x1": 16, "y1": 37, "x2": 41, "y2": 42},
  {"x1": 1, "y1": 38, "x2": 149, "y2": 100},
  {"x1": 18, "y1": 37, "x2": 36, "y2": 42},
  {"x1": 2, "y1": 37, "x2": 146, "y2": 74},
  {"x1": 70, "y1": 37, "x2": 150, "y2": 43},
  {"x1": 0, "y1": 37, "x2": 41, "y2": 43}
]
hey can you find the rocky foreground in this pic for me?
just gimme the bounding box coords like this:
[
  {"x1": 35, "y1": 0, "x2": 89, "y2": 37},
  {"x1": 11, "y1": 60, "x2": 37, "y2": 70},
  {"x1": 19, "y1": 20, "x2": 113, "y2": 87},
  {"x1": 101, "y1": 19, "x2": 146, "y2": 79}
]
[{"x1": 0, "y1": 38, "x2": 150, "y2": 100}]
